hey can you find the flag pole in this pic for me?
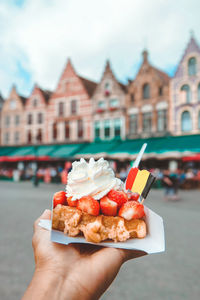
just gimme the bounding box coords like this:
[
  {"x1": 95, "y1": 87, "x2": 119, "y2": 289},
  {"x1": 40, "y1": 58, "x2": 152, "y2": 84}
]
[{"x1": 132, "y1": 143, "x2": 147, "y2": 168}]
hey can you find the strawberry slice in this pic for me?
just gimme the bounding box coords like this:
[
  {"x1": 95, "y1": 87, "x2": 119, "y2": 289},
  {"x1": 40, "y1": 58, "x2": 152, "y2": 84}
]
[
  {"x1": 67, "y1": 196, "x2": 78, "y2": 207},
  {"x1": 53, "y1": 191, "x2": 66, "y2": 208},
  {"x1": 107, "y1": 189, "x2": 128, "y2": 208},
  {"x1": 118, "y1": 201, "x2": 145, "y2": 220},
  {"x1": 77, "y1": 196, "x2": 100, "y2": 216},
  {"x1": 127, "y1": 191, "x2": 140, "y2": 201},
  {"x1": 100, "y1": 196, "x2": 118, "y2": 216}
]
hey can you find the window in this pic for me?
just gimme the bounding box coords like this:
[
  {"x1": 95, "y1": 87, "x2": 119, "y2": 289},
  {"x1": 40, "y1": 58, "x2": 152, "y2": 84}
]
[
  {"x1": 71, "y1": 100, "x2": 77, "y2": 114},
  {"x1": 33, "y1": 98, "x2": 38, "y2": 107},
  {"x1": 53, "y1": 123, "x2": 57, "y2": 140},
  {"x1": 114, "y1": 118, "x2": 121, "y2": 137},
  {"x1": 181, "y1": 111, "x2": 192, "y2": 132},
  {"x1": 77, "y1": 120, "x2": 84, "y2": 138},
  {"x1": 27, "y1": 114, "x2": 32, "y2": 125},
  {"x1": 129, "y1": 114, "x2": 138, "y2": 135},
  {"x1": 104, "y1": 120, "x2": 110, "y2": 138},
  {"x1": 36, "y1": 129, "x2": 42, "y2": 143},
  {"x1": 98, "y1": 101, "x2": 106, "y2": 109},
  {"x1": 4, "y1": 132, "x2": 9, "y2": 144},
  {"x1": 14, "y1": 132, "x2": 20, "y2": 144},
  {"x1": 58, "y1": 102, "x2": 64, "y2": 116},
  {"x1": 198, "y1": 83, "x2": 200, "y2": 101},
  {"x1": 188, "y1": 57, "x2": 197, "y2": 76},
  {"x1": 64, "y1": 121, "x2": 70, "y2": 139},
  {"x1": 142, "y1": 112, "x2": 152, "y2": 133},
  {"x1": 94, "y1": 121, "x2": 100, "y2": 139},
  {"x1": 130, "y1": 93, "x2": 134, "y2": 103},
  {"x1": 143, "y1": 83, "x2": 150, "y2": 99},
  {"x1": 38, "y1": 113, "x2": 43, "y2": 124},
  {"x1": 181, "y1": 85, "x2": 191, "y2": 103},
  {"x1": 27, "y1": 131, "x2": 32, "y2": 144},
  {"x1": 5, "y1": 116, "x2": 10, "y2": 127},
  {"x1": 15, "y1": 115, "x2": 20, "y2": 126},
  {"x1": 158, "y1": 86, "x2": 163, "y2": 96},
  {"x1": 198, "y1": 111, "x2": 200, "y2": 130},
  {"x1": 104, "y1": 81, "x2": 111, "y2": 91},
  {"x1": 10, "y1": 99, "x2": 16, "y2": 110},
  {"x1": 110, "y1": 99, "x2": 119, "y2": 108},
  {"x1": 157, "y1": 110, "x2": 167, "y2": 132}
]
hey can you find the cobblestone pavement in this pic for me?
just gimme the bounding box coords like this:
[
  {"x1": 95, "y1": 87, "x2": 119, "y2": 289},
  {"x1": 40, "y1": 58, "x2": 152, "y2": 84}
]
[{"x1": 0, "y1": 181, "x2": 199, "y2": 300}]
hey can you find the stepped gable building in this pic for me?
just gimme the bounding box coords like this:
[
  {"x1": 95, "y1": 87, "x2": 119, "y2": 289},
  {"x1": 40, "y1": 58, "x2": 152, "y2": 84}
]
[
  {"x1": 170, "y1": 35, "x2": 200, "y2": 135},
  {"x1": 92, "y1": 60, "x2": 126, "y2": 141},
  {"x1": 0, "y1": 93, "x2": 4, "y2": 144},
  {"x1": 1, "y1": 85, "x2": 27, "y2": 145},
  {"x1": 126, "y1": 50, "x2": 170, "y2": 138},
  {"x1": 47, "y1": 59, "x2": 97, "y2": 143},
  {"x1": 24, "y1": 84, "x2": 51, "y2": 144}
]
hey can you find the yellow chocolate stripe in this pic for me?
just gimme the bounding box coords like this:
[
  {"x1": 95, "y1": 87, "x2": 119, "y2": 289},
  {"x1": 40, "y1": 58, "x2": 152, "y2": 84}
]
[{"x1": 131, "y1": 170, "x2": 150, "y2": 195}]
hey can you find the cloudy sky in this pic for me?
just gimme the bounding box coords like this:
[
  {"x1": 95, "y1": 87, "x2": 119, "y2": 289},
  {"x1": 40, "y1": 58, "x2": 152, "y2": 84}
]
[{"x1": 0, "y1": 0, "x2": 200, "y2": 98}]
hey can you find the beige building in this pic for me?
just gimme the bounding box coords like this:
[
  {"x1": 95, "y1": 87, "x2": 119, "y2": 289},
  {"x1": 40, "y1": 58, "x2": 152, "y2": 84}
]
[
  {"x1": 24, "y1": 84, "x2": 51, "y2": 144},
  {"x1": 126, "y1": 50, "x2": 170, "y2": 138},
  {"x1": 1, "y1": 86, "x2": 26, "y2": 145},
  {"x1": 170, "y1": 35, "x2": 200, "y2": 135},
  {"x1": 92, "y1": 60, "x2": 126, "y2": 141},
  {"x1": 47, "y1": 59, "x2": 97, "y2": 143}
]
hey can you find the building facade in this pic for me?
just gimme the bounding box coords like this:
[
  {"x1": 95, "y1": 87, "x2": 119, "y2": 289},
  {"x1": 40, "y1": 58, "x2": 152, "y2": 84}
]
[
  {"x1": 170, "y1": 36, "x2": 200, "y2": 135},
  {"x1": 126, "y1": 50, "x2": 170, "y2": 139},
  {"x1": 24, "y1": 84, "x2": 51, "y2": 144},
  {"x1": 1, "y1": 86, "x2": 26, "y2": 145},
  {"x1": 47, "y1": 59, "x2": 96, "y2": 143},
  {"x1": 92, "y1": 60, "x2": 126, "y2": 141},
  {"x1": 0, "y1": 93, "x2": 4, "y2": 145}
]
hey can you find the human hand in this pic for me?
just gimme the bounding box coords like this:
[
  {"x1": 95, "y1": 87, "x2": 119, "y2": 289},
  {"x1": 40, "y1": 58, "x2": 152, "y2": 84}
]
[{"x1": 23, "y1": 209, "x2": 146, "y2": 300}]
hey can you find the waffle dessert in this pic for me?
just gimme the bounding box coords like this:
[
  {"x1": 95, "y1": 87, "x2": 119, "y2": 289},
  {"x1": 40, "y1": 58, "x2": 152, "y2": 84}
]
[{"x1": 52, "y1": 158, "x2": 149, "y2": 243}]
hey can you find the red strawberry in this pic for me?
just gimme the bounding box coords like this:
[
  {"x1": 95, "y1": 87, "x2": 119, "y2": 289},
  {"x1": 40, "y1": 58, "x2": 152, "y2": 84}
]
[
  {"x1": 107, "y1": 189, "x2": 128, "y2": 208},
  {"x1": 118, "y1": 201, "x2": 145, "y2": 220},
  {"x1": 53, "y1": 191, "x2": 66, "y2": 208},
  {"x1": 100, "y1": 196, "x2": 118, "y2": 216},
  {"x1": 77, "y1": 196, "x2": 100, "y2": 216},
  {"x1": 67, "y1": 196, "x2": 78, "y2": 207},
  {"x1": 127, "y1": 192, "x2": 140, "y2": 201}
]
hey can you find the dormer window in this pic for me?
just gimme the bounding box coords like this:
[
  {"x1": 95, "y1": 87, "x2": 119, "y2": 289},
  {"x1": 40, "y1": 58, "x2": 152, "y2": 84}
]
[
  {"x1": 104, "y1": 81, "x2": 111, "y2": 96},
  {"x1": 188, "y1": 57, "x2": 197, "y2": 76},
  {"x1": 143, "y1": 83, "x2": 150, "y2": 99}
]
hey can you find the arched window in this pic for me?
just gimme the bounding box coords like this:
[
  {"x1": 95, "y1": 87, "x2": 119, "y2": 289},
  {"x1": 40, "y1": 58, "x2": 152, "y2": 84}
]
[
  {"x1": 188, "y1": 57, "x2": 197, "y2": 76},
  {"x1": 198, "y1": 83, "x2": 200, "y2": 102},
  {"x1": 181, "y1": 85, "x2": 191, "y2": 103},
  {"x1": 143, "y1": 83, "x2": 150, "y2": 99},
  {"x1": 198, "y1": 111, "x2": 200, "y2": 130},
  {"x1": 181, "y1": 111, "x2": 192, "y2": 132}
]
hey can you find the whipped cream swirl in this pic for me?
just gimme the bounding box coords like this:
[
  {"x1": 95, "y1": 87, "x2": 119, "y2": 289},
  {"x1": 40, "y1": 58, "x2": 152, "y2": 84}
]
[{"x1": 66, "y1": 158, "x2": 123, "y2": 200}]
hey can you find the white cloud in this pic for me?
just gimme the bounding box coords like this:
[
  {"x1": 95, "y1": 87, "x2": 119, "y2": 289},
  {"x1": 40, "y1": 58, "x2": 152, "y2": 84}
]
[{"x1": 0, "y1": 0, "x2": 200, "y2": 97}]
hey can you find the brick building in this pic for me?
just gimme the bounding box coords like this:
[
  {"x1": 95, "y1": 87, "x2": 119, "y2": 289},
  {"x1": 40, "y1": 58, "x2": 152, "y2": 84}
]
[
  {"x1": 0, "y1": 93, "x2": 4, "y2": 144},
  {"x1": 1, "y1": 86, "x2": 26, "y2": 145},
  {"x1": 126, "y1": 50, "x2": 170, "y2": 138},
  {"x1": 92, "y1": 60, "x2": 126, "y2": 141},
  {"x1": 24, "y1": 84, "x2": 51, "y2": 144},
  {"x1": 47, "y1": 59, "x2": 97, "y2": 143},
  {"x1": 170, "y1": 35, "x2": 200, "y2": 135}
]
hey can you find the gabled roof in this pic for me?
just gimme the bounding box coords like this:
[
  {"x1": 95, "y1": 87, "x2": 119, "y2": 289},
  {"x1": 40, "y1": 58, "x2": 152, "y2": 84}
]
[
  {"x1": 38, "y1": 86, "x2": 52, "y2": 103},
  {"x1": 175, "y1": 34, "x2": 200, "y2": 77},
  {"x1": 78, "y1": 76, "x2": 97, "y2": 97}
]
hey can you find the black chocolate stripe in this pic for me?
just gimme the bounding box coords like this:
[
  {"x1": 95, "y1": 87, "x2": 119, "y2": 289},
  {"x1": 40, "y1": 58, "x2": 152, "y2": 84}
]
[{"x1": 141, "y1": 174, "x2": 156, "y2": 199}]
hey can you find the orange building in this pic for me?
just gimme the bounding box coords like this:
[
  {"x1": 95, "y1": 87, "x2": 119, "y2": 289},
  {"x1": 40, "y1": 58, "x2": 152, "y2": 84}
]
[
  {"x1": 126, "y1": 50, "x2": 170, "y2": 138},
  {"x1": 1, "y1": 86, "x2": 26, "y2": 145},
  {"x1": 24, "y1": 84, "x2": 51, "y2": 144},
  {"x1": 47, "y1": 59, "x2": 97, "y2": 143}
]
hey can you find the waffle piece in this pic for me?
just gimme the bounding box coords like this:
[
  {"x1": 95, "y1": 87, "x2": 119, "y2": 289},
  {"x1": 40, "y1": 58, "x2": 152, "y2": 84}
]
[{"x1": 52, "y1": 204, "x2": 146, "y2": 243}]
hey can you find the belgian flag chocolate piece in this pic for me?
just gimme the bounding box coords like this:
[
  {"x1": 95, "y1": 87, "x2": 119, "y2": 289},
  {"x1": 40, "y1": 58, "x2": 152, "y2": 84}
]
[{"x1": 125, "y1": 167, "x2": 156, "y2": 199}]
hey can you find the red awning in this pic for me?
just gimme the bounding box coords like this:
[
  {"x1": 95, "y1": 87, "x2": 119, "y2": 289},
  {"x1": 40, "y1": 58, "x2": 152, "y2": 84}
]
[
  {"x1": 0, "y1": 156, "x2": 51, "y2": 162},
  {"x1": 182, "y1": 154, "x2": 200, "y2": 161}
]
